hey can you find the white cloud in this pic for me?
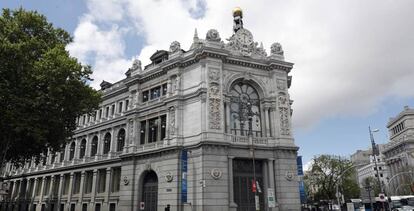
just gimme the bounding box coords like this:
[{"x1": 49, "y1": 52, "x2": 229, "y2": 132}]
[{"x1": 68, "y1": 0, "x2": 414, "y2": 130}]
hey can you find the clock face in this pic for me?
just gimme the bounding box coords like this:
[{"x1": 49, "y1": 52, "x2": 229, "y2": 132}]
[{"x1": 236, "y1": 29, "x2": 253, "y2": 46}]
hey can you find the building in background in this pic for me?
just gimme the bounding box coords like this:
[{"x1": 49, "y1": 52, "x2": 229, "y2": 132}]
[
  {"x1": 351, "y1": 145, "x2": 389, "y2": 199},
  {"x1": 383, "y1": 106, "x2": 414, "y2": 195},
  {"x1": 0, "y1": 8, "x2": 300, "y2": 211}
]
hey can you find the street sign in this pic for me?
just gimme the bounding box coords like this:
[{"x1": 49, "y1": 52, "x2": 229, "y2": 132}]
[
  {"x1": 268, "y1": 188, "x2": 276, "y2": 208},
  {"x1": 255, "y1": 195, "x2": 260, "y2": 211}
]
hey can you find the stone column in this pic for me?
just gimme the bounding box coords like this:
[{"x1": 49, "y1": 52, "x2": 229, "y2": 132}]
[
  {"x1": 49, "y1": 176, "x2": 55, "y2": 199},
  {"x1": 31, "y1": 178, "x2": 38, "y2": 200},
  {"x1": 228, "y1": 156, "x2": 237, "y2": 211},
  {"x1": 268, "y1": 158, "x2": 277, "y2": 211},
  {"x1": 225, "y1": 99, "x2": 231, "y2": 134},
  {"x1": 67, "y1": 173, "x2": 74, "y2": 203},
  {"x1": 85, "y1": 136, "x2": 91, "y2": 158},
  {"x1": 263, "y1": 161, "x2": 269, "y2": 209},
  {"x1": 265, "y1": 107, "x2": 271, "y2": 137},
  {"x1": 57, "y1": 174, "x2": 64, "y2": 211},
  {"x1": 39, "y1": 177, "x2": 46, "y2": 203},
  {"x1": 91, "y1": 170, "x2": 98, "y2": 203},
  {"x1": 104, "y1": 167, "x2": 112, "y2": 203},
  {"x1": 79, "y1": 171, "x2": 86, "y2": 203},
  {"x1": 110, "y1": 128, "x2": 116, "y2": 157}
]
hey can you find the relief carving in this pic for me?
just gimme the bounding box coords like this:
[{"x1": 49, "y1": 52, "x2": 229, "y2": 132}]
[
  {"x1": 208, "y1": 69, "x2": 221, "y2": 129},
  {"x1": 169, "y1": 107, "x2": 176, "y2": 135},
  {"x1": 277, "y1": 79, "x2": 286, "y2": 90},
  {"x1": 279, "y1": 107, "x2": 290, "y2": 135}
]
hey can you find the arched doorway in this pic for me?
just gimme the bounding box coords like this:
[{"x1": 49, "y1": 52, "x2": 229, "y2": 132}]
[{"x1": 141, "y1": 171, "x2": 158, "y2": 211}]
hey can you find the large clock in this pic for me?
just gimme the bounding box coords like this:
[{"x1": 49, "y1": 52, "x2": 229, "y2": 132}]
[{"x1": 235, "y1": 28, "x2": 253, "y2": 46}]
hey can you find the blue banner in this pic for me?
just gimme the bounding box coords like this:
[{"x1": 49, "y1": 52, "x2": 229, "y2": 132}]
[
  {"x1": 181, "y1": 149, "x2": 188, "y2": 203},
  {"x1": 297, "y1": 156, "x2": 304, "y2": 176},
  {"x1": 297, "y1": 156, "x2": 307, "y2": 203}
]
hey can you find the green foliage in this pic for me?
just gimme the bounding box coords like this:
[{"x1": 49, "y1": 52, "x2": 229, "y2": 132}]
[
  {"x1": 304, "y1": 155, "x2": 360, "y2": 203},
  {"x1": 363, "y1": 176, "x2": 381, "y2": 196},
  {"x1": 0, "y1": 8, "x2": 101, "y2": 166}
]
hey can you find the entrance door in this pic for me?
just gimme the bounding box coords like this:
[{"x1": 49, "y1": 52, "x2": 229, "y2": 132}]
[
  {"x1": 233, "y1": 159, "x2": 264, "y2": 211},
  {"x1": 142, "y1": 171, "x2": 158, "y2": 211}
]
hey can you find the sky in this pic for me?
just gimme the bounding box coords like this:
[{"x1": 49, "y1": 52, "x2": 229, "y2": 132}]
[{"x1": 3, "y1": 0, "x2": 414, "y2": 168}]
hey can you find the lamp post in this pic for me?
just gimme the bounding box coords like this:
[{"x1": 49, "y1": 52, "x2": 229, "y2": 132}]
[
  {"x1": 247, "y1": 102, "x2": 260, "y2": 211},
  {"x1": 369, "y1": 126, "x2": 385, "y2": 210}
]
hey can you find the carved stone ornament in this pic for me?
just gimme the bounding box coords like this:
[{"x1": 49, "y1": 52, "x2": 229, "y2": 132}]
[
  {"x1": 277, "y1": 79, "x2": 286, "y2": 90},
  {"x1": 279, "y1": 107, "x2": 290, "y2": 135},
  {"x1": 225, "y1": 28, "x2": 269, "y2": 60},
  {"x1": 285, "y1": 171, "x2": 294, "y2": 181},
  {"x1": 208, "y1": 69, "x2": 221, "y2": 129},
  {"x1": 130, "y1": 59, "x2": 142, "y2": 71},
  {"x1": 169, "y1": 41, "x2": 181, "y2": 53},
  {"x1": 210, "y1": 168, "x2": 222, "y2": 180},
  {"x1": 206, "y1": 29, "x2": 221, "y2": 42},
  {"x1": 123, "y1": 176, "x2": 129, "y2": 185},
  {"x1": 270, "y1": 42, "x2": 284, "y2": 56},
  {"x1": 169, "y1": 107, "x2": 176, "y2": 135},
  {"x1": 209, "y1": 98, "x2": 221, "y2": 129},
  {"x1": 128, "y1": 119, "x2": 134, "y2": 139},
  {"x1": 165, "y1": 171, "x2": 173, "y2": 182},
  {"x1": 208, "y1": 68, "x2": 220, "y2": 82}
]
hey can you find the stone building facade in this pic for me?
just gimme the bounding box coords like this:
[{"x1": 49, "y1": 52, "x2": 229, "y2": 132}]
[
  {"x1": 383, "y1": 106, "x2": 414, "y2": 195},
  {"x1": 0, "y1": 8, "x2": 300, "y2": 211}
]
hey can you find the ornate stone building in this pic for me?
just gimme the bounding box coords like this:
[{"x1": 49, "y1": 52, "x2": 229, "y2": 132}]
[
  {"x1": 383, "y1": 106, "x2": 414, "y2": 195},
  {"x1": 0, "y1": 8, "x2": 300, "y2": 211}
]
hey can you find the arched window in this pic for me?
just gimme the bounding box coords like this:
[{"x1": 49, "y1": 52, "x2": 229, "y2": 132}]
[
  {"x1": 79, "y1": 139, "x2": 86, "y2": 159},
  {"x1": 91, "y1": 136, "x2": 98, "y2": 156},
  {"x1": 103, "y1": 133, "x2": 111, "y2": 154},
  {"x1": 69, "y1": 142, "x2": 76, "y2": 160},
  {"x1": 230, "y1": 82, "x2": 262, "y2": 137},
  {"x1": 117, "y1": 129, "x2": 125, "y2": 152}
]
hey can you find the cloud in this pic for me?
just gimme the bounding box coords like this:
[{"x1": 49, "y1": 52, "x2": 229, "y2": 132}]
[{"x1": 68, "y1": 0, "x2": 414, "y2": 130}]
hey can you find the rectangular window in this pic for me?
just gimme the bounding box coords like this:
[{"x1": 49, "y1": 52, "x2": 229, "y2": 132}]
[
  {"x1": 36, "y1": 179, "x2": 42, "y2": 196},
  {"x1": 28, "y1": 179, "x2": 34, "y2": 197},
  {"x1": 150, "y1": 87, "x2": 161, "y2": 100},
  {"x1": 140, "y1": 121, "x2": 146, "y2": 145},
  {"x1": 95, "y1": 204, "x2": 101, "y2": 211},
  {"x1": 109, "y1": 203, "x2": 116, "y2": 211},
  {"x1": 162, "y1": 83, "x2": 167, "y2": 96},
  {"x1": 105, "y1": 107, "x2": 109, "y2": 118},
  {"x1": 148, "y1": 117, "x2": 158, "y2": 143},
  {"x1": 379, "y1": 167, "x2": 382, "y2": 170},
  {"x1": 70, "y1": 204, "x2": 75, "y2": 211},
  {"x1": 380, "y1": 173, "x2": 383, "y2": 177},
  {"x1": 43, "y1": 177, "x2": 50, "y2": 196},
  {"x1": 111, "y1": 167, "x2": 121, "y2": 192},
  {"x1": 82, "y1": 204, "x2": 88, "y2": 211},
  {"x1": 83, "y1": 115, "x2": 86, "y2": 125},
  {"x1": 111, "y1": 104, "x2": 115, "y2": 116},
  {"x1": 63, "y1": 174, "x2": 70, "y2": 195},
  {"x1": 118, "y1": 102, "x2": 123, "y2": 113},
  {"x1": 73, "y1": 172, "x2": 81, "y2": 194},
  {"x1": 142, "y1": 91, "x2": 149, "y2": 102},
  {"x1": 97, "y1": 169, "x2": 106, "y2": 193},
  {"x1": 125, "y1": 100, "x2": 129, "y2": 110},
  {"x1": 99, "y1": 109, "x2": 102, "y2": 119},
  {"x1": 53, "y1": 176, "x2": 60, "y2": 196},
  {"x1": 161, "y1": 115, "x2": 166, "y2": 140},
  {"x1": 84, "y1": 171, "x2": 93, "y2": 194},
  {"x1": 60, "y1": 204, "x2": 64, "y2": 211}
]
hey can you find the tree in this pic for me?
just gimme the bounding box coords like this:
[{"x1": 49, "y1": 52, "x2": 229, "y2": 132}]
[
  {"x1": 0, "y1": 8, "x2": 101, "y2": 167},
  {"x1": 363, "y1": 176, "x2": 381, "y2": 196},
  {"x1": 304, "y1": 155, "x2": 360, "y2": 204}
]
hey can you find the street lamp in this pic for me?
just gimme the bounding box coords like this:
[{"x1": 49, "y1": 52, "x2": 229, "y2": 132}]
[
  {"x1": 247, "y1": 102, "x2": 260, "y2": 211},
  {"x1": 369, "y1": 126, "x2": 385, "y2": 210}
]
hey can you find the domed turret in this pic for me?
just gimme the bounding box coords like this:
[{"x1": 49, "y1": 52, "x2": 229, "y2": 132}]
[{"x1": 233, "y1": 7, "x2": 243, "y2": 18}]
